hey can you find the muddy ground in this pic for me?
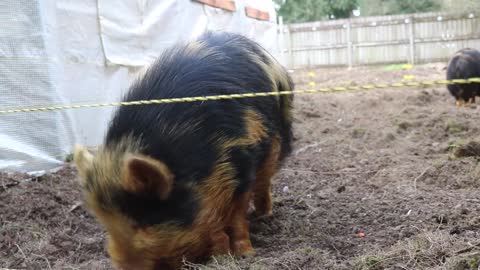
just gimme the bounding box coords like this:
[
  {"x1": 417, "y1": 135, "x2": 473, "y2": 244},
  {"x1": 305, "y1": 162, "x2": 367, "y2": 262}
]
[{"x1": 2, "y1": 63, "x2": 480, "y2": 270}]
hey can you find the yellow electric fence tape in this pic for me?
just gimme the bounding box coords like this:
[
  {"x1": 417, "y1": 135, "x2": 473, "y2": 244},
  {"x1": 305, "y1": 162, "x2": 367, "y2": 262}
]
[{"x1": 1, "y1": 78, "x2": 479, "y2": 115}]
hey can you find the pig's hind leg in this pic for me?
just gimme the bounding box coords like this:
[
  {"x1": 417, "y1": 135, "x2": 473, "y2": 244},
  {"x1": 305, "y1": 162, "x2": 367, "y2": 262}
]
[
  {"x1": 228, "y1": 191, "x2": 255, "y2": 257},
  {"x1": 253, "y1": 138, "x2": 281, "y2": 217}
]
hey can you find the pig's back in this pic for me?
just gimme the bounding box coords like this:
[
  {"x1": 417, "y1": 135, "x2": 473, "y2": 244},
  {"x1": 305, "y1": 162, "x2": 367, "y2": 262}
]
[{"x1": 105, "y1": 32, "x2": 285, "y2": 185}]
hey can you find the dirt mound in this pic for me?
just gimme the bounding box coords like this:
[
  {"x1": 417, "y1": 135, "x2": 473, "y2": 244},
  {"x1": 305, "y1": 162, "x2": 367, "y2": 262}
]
[
  {"x1": 0, "y1": 166, "x2": 110, "y2": 270},
  {"x1": 453, "y1": 141, "x2": 480, "y2": 158}
]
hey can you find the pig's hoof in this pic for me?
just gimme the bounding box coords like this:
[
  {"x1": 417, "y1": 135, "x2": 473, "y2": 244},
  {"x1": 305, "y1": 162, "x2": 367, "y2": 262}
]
[
  {"x1": 209, "y1": 231, "x2": 231, "y2": 256},
  {"x1": 232, "y1": 240, "x2": 255, "y2": 257}
]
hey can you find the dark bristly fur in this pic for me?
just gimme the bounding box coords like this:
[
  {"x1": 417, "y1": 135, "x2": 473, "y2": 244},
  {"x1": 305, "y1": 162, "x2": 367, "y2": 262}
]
[
  {"x1": 105, "y1": 32, "x2": 292, "y2": 225},
  {"x1": 446, "y1": 48, "x2": 480, "y2": 105},
  {"x1": 74, "y1": 31, "x2": 294, "y2": 270}
]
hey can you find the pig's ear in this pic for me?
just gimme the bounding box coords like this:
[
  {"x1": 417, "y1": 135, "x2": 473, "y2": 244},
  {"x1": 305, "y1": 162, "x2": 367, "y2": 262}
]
[
  {"x1": 73, "y1": 144, "x2": 94, "y2": 178},
  {"x1": 123, "y1": 155, "x2": 174, "y2": 200}
]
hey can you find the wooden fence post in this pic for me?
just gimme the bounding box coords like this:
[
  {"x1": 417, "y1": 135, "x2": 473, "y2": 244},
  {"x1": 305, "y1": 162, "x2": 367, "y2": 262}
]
[
  {"x1": 278, "y1": 16, "x2": 285, "y2": 66},
  {"x1": 286, "y1": 26, "x2": 293, "y2": 69},
  {"x1": 347, "y1": 20, "x2": 353, "y2": 68},
  {"x1": 408, "y1": 16, "x2": 416, "y2": 65}
]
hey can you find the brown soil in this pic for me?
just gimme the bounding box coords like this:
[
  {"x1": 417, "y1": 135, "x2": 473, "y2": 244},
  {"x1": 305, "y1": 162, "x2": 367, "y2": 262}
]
[{"x1": 2, "y1": 63, "x2": 480, "y2": 270}]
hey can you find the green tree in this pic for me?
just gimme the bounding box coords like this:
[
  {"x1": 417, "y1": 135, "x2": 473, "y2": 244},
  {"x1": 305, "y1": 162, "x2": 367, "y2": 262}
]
[
  {"x1": 391, "y1": 0, "x2": 441, "y2": 14},
  {"x1": 358, "y1": 0, "x2": 442, "y2": 16},
  {"x1": 325, "y1": 0, "x2": 359, "y2": 19},
  {"x1": 442, "y1": 0, "x2": 480, "y2": 13},
  {"x1": 274, "y1": 0, "x2": 447, "y2": 23},
  {"x1": 274, "y1": 0, "x2": 358, "y2": 23}
]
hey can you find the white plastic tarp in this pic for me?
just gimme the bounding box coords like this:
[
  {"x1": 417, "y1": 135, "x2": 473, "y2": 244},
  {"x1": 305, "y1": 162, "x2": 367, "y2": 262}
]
[
  {"x1": 0, "y1": 0, "x2": 76, "y2": 174},
  {"x1": 97, "y1": 0, "x2": 280, "y2": 66},
  {"x1": 0, "y1": 0, "x2": 280, "y2": 173}
]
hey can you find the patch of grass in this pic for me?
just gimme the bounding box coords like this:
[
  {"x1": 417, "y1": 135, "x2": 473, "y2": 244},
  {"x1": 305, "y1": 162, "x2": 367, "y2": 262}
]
[
  {"x1": 64, "y1": 153, "x2": 74, "y2": 163},
  {"x1": 446, "y1": 254, "x2": 480, "y2": 270},
  {"x1": 365, "y1": 256, "x2": 382, "y2": 266},
  {"x1": 357, "y1": 256, "x2": 384, "y2": 270},
  {"x1": 303, "y1": 247, "x2": 313, "y2": 254},
  {"x1": 446, "y1": 120, "x2": 465, "y2": 134},
  {"x1": 397, "y1": 121, "x2": 411, "y2": 130},
  {"x1": 383, "y1": 63, "x2": 412, "y2": 71},
  {"x1": 185, "y1": 247, "x2": 333, "y2": 270},
  {"x1": 183, "y1": 255, "x2": 242, "y2": 270},
  {"x1": 468, "y1": 255, "x2": 480, "y2": 269},
  {"x1": 354, "y1": 231, "x2": 475, "y2": 270},
  {"x1": 432, "y1": 158, "x2": 446, "y2": 169},
  {"x1": 384, "y1": 133, "x2": 396, "y2": 142},
  {"x1": 352, "y1": 128, "x2": 367, "y2": 138},
  {"x1": 447, "y1": 140, "x2": 464, "y2": 151},
  {"x1": 393, "y1": 118, "x2": 421, "y2": 132}
]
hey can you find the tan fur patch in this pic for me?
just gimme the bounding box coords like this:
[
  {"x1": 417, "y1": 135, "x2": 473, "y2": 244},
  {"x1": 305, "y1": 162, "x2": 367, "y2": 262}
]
[
  {"x1": 249, "y1": 50, "x2": 294, "y2": 124},
  {"x1": 73, "y1": 145, "x2": 94, "y2": 179},
  {"x1": 190, "y1": 109, "x2": 268, "y2": 256},
  {"x1": 77, "y1": 134, "x2": 250, "y2": 269},
  {"x1": 184, "y1": 40, "x2": 216, "y2": 59},
  {"x1": 192, "y1": 109, "x2": 279, "y2": 259},
  {"x1": 222, "y1": 109, "x2": 267, "y2": 149},
  {"x1": 122, "y1": 154, "x2": 173, "y2": 200},
  {"x1": 195, "y1": 160, "x2": 237, "y2": 227},
  {"x1": 107, "y1": 216, "x2": 208, "y2": 269}
]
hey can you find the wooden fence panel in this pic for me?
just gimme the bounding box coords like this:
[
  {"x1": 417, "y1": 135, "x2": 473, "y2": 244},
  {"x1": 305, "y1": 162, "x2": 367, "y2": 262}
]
[{"x1": 280, "y1": 12, "x2": 480, "y2": 69}]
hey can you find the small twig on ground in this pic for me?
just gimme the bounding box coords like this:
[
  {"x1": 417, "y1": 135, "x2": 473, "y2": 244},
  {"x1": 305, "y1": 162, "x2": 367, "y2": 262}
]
[
  {"x1": 68, "y1": 202, "x2": 83, "y2": 213},
  {"x1": 32, "y1": 253, "x2": 52, "y2": 270},
  {"x1": 75, "y1": 241, "x2": 83, "y2": 253},
  {"x1": 281, "y1": 168, "x2": 378, "y2": 176},
  {"x1": 15, "y1": 243, "x2": 31, "y2": 268},
  {"x1": 454, "y1": 242, "x2": 480, "y2": 255},
  {"x1": 294, "y1": 169, "x2": 344, "y2": 177},
  {"x1": 413, "y1": 167, "x2": 431, "y2": 191},
  {"x1": 294, "y1": 142, "x2": 320, "y2": 156}
]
